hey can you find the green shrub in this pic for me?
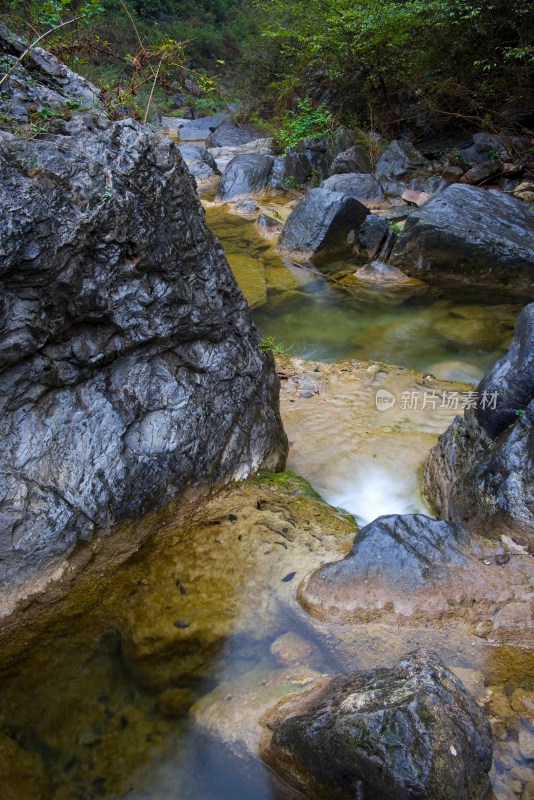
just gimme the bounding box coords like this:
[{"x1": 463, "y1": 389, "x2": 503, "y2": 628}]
[{"x1": 275, "y1": 98, "x2": 333, "y2": 152}]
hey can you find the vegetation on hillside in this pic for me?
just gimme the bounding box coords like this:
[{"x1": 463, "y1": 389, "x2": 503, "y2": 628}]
[
  {"x1": 1, "y1": 0, "x2": 533, "y2": 136},
  {"x1": 242, "y1": 0, "x2": 534, "y2": 134}
]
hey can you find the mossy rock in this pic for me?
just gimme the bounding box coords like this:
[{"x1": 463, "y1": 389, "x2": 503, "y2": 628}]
[{"x1": 253, "y1": 470, "x2": 324, "y2": 501}]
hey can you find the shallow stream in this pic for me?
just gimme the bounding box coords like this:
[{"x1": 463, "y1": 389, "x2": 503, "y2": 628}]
[{"x1": 1, "y1": 191, "x2": 532, "y2": 800}]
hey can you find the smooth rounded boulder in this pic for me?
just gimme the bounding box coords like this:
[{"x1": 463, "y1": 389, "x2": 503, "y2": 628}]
[
  {"x1": 298, "y1": 513, "x2": 470, "y2": 622},
  {"x1": 261, "y1": 649, "x2": 493, "y2": 800}
]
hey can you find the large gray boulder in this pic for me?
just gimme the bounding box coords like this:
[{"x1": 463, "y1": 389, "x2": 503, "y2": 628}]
[
  {"x1": 283, "y1": 128, "x2": 354, "y2": 185},
  {"x1": 0, "y1": 38, "x2": 287, "y2": 598},
  {"x1": 390, "y1": 184, "x2": 534, "y2": 293},
  {"x1": 278, "y1": 188, "x2": 369, "y2": 263},
  {"x1": 262, "y1": 650, "x2": 493, "y2": 800},
  {"x1": 425, "y1": 303, "x2": 534, "y2": 550},
  {"x1": 322, "y1": 172, "x2": 384, "y2": 200},
  {"x1": 331, "y1": 144, "x2": 371, "y2": 174},
  {"x1": 298, "y1": 513, "x2": 470, "y2": 622},
  {"x1": 216, "y1": 153, "x2": 275, "y2": 201},
  {"x1": 205, "y1": 121, "x2": 261, "y2": 148},
  {"x1": 375, "y1": 139, "x2": 431, "y2": 179}
]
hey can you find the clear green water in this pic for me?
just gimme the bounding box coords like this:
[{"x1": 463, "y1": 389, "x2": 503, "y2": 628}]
[
  {"x1": 204, "y1": 202, "x2": 525, "y2": 381},
  {"x1": 254, "y1": 283, "x2": 519, "y2": 379}
]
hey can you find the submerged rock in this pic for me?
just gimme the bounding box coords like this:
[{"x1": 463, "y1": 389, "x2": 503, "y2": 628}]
[
  {"x1": 216, "y1": 153, "x2": 275, "y2": 202},
  {"x1": 0, "y1": 36, "x2": 287, "y2": 604},
  {"x1": 261, "y1": 650, "x2": 493, "y2": 800},
  {"x1": 352, "y1": 261, "x2": 427, "y2": 291},
  {"x1": 256, "y1": 213, "x2": 283, "y2": 240},
  {"x1": 0, "y1": 472, "x2": 355, "y2": 797},
  {"x1": 0, "y1": 731, "x2": 49, "y2": 800},
  {"x1": 390, "y1": 184, "x2": 534, "y2": 294},
  {"x1": 425, "y1": 302, "x2": 534, "y2": 550},
  {"x1": 277, "y1": 188, "x2": 369, "y2": 263}
]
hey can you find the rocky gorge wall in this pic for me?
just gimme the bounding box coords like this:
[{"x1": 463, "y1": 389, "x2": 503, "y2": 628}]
[
  {"x1": 425, "y1": 303, "x2": 534, "y2": 551},
  {"x1": 0, "y1": 27, "x2": 287, "y2": 611}
]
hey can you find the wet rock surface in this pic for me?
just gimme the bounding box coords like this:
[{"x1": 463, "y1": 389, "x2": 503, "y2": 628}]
[
  {"x1": 216, "y1": 153, "x2": 276, "y2": 201},
  {"x1": 0, "y1": 40, "x2": 287, "y2": 603},
  {"x1": 307, "y1": 513, "x2": 469, "y2": 589},
  {"x1": 261, "y1": 650, "x2": 493, "y2": 800},
  {"x1": 278, "y1": 188, "x2": 369, "y2": 263},
  {"x1": 425, "y1": 302, "x2": 534, "y2": 550},
  {"x1": 321, "y1": 172, "x2": 384, "y2": 200},
  {"x1": 391, "y1": 184, "x2": 534, "y2": 294}
]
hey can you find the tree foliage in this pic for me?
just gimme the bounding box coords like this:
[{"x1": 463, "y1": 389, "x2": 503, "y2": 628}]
[{"x1": 248, "y1": 0, "x2": 534, "y2": 131}]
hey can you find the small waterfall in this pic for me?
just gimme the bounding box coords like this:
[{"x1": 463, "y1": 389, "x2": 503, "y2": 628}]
[{"x1": 323, "y1": 463, "x2": 426, "y2": 526}]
